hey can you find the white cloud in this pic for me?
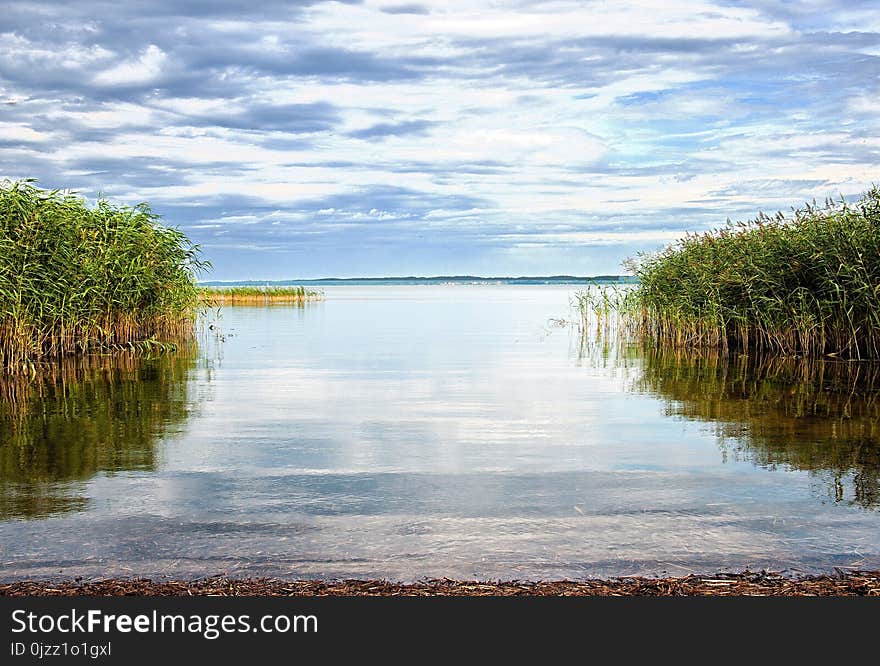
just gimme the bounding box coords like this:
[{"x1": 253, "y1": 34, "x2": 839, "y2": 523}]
[
  {"x1": 93, "y1": 45, "x2": 167, "y2": 87},
  {"x1": 330, "y1": 0, "x2": 793, "y2": 46},
  {"x1": 0, "y1": 123, "x2": 51, "y2": 143},
  {"x1": 0, "y1": 32, "x2": 112, "y2": 69},
  {"x1": 850, "y1": 95, "x2": 880, "y2": 115}
]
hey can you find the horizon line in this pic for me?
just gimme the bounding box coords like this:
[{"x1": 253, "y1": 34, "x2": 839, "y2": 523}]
[{"x1": 199, "y1": 274, "x2": 636, "y2": 284}]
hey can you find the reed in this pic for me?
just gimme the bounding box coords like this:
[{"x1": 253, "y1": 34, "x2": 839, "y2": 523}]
[
  {"x1": 200, "y1": 286, "x2": 322, "y2": 305},
  {"x1": 627, "y1": 187, "x2": 880, "y2": 358},
  {"x1": 0, "y1": 179, "x2": 208, "y2": 372}
]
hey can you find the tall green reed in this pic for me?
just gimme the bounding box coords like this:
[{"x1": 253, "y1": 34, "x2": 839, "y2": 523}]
[
  {"x1": 0, "y1": 179, "x2": 209, "y2": 371},
  {"x1": 628, "y1": 187, "x2": 880, "y2": 358}
]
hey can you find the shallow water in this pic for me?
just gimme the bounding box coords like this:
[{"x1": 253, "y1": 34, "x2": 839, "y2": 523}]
[{"x1": 2, "y1": 285, "x2": 879, "y2": 580}]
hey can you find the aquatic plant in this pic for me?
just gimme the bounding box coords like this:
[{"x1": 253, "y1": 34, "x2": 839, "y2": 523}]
[
  {"x1": 0, "y1": 179, "x2": 208, "y2": 371},
  {"x1": 627, "y1": 187, "x2": 880, "y2": 358},
  {"x1": 574, "y1": 284, "x2": 639, "y2": 328},
  {"x1": 200, "y1": 285, "x2": 322, "y2": 305}
]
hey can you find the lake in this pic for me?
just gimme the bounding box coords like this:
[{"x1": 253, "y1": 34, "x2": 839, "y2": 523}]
[{"x1": 2, "y1": 285, "x2": 879, "y2": 581}]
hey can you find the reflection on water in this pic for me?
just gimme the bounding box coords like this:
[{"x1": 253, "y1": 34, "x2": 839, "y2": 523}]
[
  {"x1": 634, "y1": 349, "x2": 880, "y2": 509},
  {"x1": 1, "y1": 286, "x2": 879, "y2": 580},
  {"x1": 0, "y1": 350, "x2": 202, "y2": 519}
]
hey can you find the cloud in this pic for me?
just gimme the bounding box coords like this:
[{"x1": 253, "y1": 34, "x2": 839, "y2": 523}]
[
  {"x1": 348, "y1": 119, "x2": 437, "y2": 140},
  {"x1": 380, "y1": 3, "x2": 431, "y2": 14},
  {"x1": 92, "y1": 45, "x2": 168, "y2": 87},
  {"x1": 182, "y1": 101, "x2": 341, "y2": 133},
  {"x1": 0, "y1": 1, "x2": 878, "y2": 278}
]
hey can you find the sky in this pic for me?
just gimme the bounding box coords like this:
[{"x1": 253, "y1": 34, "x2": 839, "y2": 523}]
[{"x1": 1, "y1": 1, "x2": 878, "y2": 280}]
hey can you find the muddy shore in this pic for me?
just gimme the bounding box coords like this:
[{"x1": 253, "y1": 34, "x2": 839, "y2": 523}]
[{"x1": 2, "y1": 572, "x2": 879, "y2": 596}]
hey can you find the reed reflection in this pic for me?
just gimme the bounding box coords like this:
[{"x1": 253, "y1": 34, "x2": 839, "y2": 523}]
[
  {"x1": 634, "y1": 347, "x2": 880, "y2": 509},
  {"x1": 0, "y1": 349, "x2": 202, "y2": 519}
]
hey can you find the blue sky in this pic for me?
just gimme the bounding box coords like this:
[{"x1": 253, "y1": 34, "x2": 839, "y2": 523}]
[{"x1": 1, "y1": 1, "x2": 878, "y2": 279}]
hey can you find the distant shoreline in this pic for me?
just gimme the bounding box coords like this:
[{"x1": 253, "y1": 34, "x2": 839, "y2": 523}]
[{"x1": 199, "y1": 275, "x2": 637, "y2": 287}]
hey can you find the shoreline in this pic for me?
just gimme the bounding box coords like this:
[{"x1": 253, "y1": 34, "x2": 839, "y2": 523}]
[{"x1": 2, "y1": 572, "x2": 879, "y2": 596}]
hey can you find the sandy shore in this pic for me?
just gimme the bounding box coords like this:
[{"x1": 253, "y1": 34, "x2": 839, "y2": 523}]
[{"x1": 2, "y1": 572, "x2": 879, "y2": 596}]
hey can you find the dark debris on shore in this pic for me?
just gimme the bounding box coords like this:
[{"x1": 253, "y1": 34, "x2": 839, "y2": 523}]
[{"x1": 2, "y1": 572, "x2": 880, "y2": 596}]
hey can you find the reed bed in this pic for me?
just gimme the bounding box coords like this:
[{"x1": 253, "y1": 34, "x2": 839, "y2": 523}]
[
  {"x1": 627, "y1": 187, "x2": 880, "y2": 358},
  {"x1": 0, "y1": 180, "x2": 208, "y2": 372},
  {"x1": 200, "y1": 286, "x2": 323, "y2": 305}
]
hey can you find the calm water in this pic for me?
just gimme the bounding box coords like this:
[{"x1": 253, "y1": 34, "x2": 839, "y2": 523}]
[{"x1": 2, "y1": 285, "x2": 880, "y2": 580}]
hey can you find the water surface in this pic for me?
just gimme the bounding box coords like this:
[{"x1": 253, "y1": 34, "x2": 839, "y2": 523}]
[{"x1": 2, "y1": 286, "x2": 879, "y2": 580}]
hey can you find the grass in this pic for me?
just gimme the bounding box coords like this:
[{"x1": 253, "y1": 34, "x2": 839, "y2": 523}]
[
  {"x1": 626, "y1": 187, "x2": 880, "y2": 358},
  {"x1": 200, "y1": 285, "x2": 322, "y2": 305},
  {"x1": 0, "y1": 179, "x2": 208, "y2": 372}
]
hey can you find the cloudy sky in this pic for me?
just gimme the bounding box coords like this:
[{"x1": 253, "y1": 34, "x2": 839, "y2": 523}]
[{"x1": 1, "y1": 1, "x2": 878, "y2": 279}]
